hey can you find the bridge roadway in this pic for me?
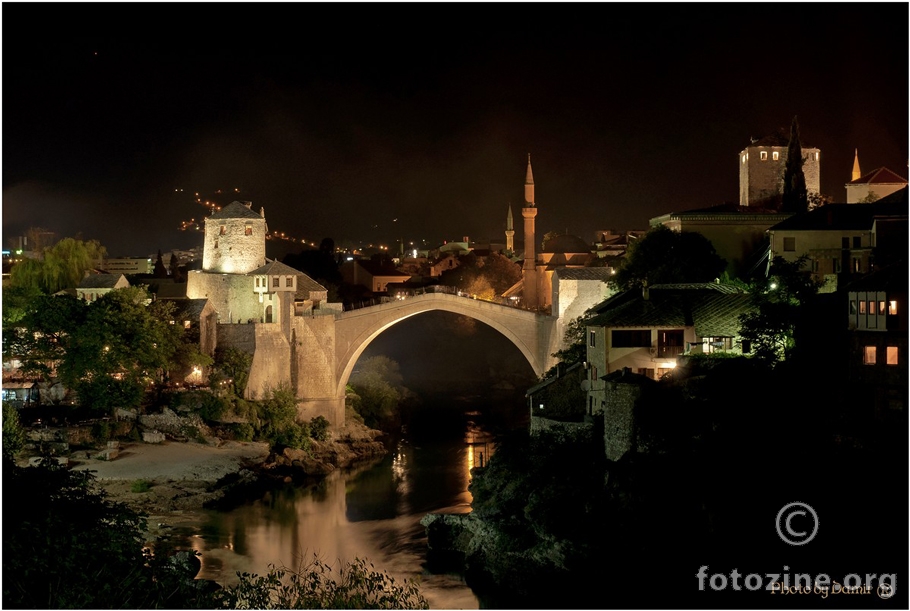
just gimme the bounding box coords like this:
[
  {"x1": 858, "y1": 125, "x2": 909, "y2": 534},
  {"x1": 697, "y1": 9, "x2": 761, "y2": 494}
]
[{"x1": 333, "y1": 289, "x2": 560, "y2": 399}]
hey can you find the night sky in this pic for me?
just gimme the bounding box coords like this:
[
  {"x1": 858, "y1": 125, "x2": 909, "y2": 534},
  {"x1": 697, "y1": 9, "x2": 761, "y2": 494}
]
[{"x1": 3, "y1": 2, "x2": 908, "y2": 258}]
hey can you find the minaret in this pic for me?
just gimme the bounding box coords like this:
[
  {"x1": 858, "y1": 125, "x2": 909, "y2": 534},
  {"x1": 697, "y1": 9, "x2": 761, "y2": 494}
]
[
  {"x1": 521, "y1": 154, "x2": 539, "y2": 310},
  {"x1": 852, "y1": 149, "x2": 862, "y2": 181},
  {"x1": 505, "y1": 204, "x2": 515, "y2": 253}
]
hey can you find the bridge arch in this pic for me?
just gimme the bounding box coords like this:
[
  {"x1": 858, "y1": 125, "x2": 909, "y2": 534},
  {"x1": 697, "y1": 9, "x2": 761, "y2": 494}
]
[{"x1": 333, "y1": 293, "x2": 557, "y2": 400}]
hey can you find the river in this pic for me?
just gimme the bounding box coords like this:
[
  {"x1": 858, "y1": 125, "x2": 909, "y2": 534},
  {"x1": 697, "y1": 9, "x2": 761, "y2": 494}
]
[{"x1": 167, "y1": 399, "x2": 522, "y2": 609}]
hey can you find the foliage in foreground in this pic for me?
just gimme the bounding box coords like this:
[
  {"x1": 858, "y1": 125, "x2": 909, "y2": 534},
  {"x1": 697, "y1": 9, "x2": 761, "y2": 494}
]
[
  {"x1": 2, "y1": 454, "x2": 428, "y2": 609},
  {"x1": 219, "y1": 557, "x2": 429, "y2": 610}
]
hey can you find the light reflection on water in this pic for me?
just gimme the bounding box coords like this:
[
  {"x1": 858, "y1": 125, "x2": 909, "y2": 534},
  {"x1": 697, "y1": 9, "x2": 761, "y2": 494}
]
[{"x1": 184, "y1": 431, "x2": 496, "y2": 610}]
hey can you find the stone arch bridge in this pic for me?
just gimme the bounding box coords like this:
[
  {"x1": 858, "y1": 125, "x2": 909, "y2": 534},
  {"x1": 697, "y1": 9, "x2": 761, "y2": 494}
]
[{"x1": 295, "y1": 291, "x2": 561, "y2": 426}]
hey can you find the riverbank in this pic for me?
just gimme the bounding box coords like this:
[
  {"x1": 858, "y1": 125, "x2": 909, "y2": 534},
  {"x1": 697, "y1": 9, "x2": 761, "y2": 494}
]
[{"x1": 33, "y1": 420, "x2": 390, "y2": 539}]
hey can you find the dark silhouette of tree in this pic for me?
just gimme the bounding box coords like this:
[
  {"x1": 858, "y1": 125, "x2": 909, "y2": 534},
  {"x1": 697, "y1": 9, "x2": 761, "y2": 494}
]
[
  {"x1": 611, "y1": 225, "x2": 727, "y2": 291},
  {"x1": 153, "y1": 249, "x2": 168, "y2": 278},
  {"x1": 169, "y1": 253, "x2": 185, "y2": 282},
  {"x1": 781, "y1": 115, "x2": 808, "y2": 214},
  {"x1": 282, "y1": 238, "x2": 342, "y2": 286}
]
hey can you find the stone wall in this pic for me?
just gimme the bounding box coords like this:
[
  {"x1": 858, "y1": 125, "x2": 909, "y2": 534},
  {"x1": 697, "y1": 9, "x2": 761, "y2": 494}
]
[
  {"x1": 187, "y1": 272, "x2": 260, "y2": 324},
  {"x1": 218, "y1": 323, "x2": 292, "y2": 400},
  {"x1": 529, "y1": 416, "x2": 593, "y2": 438},
  {"x1": 202, "y1": 215, "x2": 266, "y2": 274},
  {"x1": 602, "y1": 378, "x2": 642, "y2": 462}
]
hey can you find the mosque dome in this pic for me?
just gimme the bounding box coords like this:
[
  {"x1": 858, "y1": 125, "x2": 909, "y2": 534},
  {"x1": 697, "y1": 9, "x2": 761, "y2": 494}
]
[{"x1": 541, "y1": 233, "x2": 590, "y2": 254}]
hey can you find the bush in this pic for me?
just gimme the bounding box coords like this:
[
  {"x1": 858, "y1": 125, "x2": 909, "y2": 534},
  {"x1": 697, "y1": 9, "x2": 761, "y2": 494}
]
[
  {"x1": 130, "y1": 479, "x2": 152, "y2": 493},
  {"x1": 215, "y1": 556, "x2": 429, "y2": 609},
  {"x1": 2, "y1": 456, "x2": 215, "y2": 609},
  {"x1": 2, "y1": 402, "x2": 26, "y2": 458},
  {"x1": 310, "y1": 416, "x2": 330, "y2": 441},
  {"x1": 91, "y1": 420, "x2": 112, "y2": 444},
  {"x1": 230, "y1": 422, "x2": 255, "y2": 442}
]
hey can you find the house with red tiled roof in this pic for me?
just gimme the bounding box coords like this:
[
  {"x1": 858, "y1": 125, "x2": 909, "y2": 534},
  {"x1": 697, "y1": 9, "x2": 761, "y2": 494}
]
[{"x1": 845, "y1": 166, "x2": 908, "y2": 204}]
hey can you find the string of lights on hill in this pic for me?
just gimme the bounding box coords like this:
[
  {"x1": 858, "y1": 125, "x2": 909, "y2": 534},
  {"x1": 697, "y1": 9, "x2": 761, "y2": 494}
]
[
  {"x1": 176, "y1": 187, "x2": 319, "y2": 248},
  {"x1": 174, "y1": 188, "x2": 411, "y2": 256}
]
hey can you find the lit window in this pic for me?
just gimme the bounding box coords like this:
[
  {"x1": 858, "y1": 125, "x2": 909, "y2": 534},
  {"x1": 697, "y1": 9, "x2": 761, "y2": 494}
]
[
  {"x1": 879, "y1": 301, "x2": 886, "y2": 315},
  {"x1": 887, "y1": 347, "x2": 899, "y2": 365},
  {"x1": 760, "y1": 151, "x2": 768, "y2": 161},
  {"x1": 859, "y1": 301, "x2": 866, "y2": 314},
  {"x1": 184, "y1": 320, "x2": 191, "y2": 329},
  {"x1": 772, "y1": 151, "x2": 780, "y2": 161},
  {"x1": 889, "y1": 300, "x2": 898, "y2": 315},
  {"x1": 864, "y1": 346, "x2": 877, "y2": 365},
  {"x1": 853, "y1": 258, "x2": 860, "y2": 273},
  {"x1": 868, "y1": 301, "x2": 875, "y2": 314},
  {"x1": 273, "y1": 277, "x2": 280, "y2": 287},
  {"x1": 783, "y1": 237, "x2": 796, "y2": 252},
  {"x1": 245, "y1": 225, "x2": 252, "y2": 236}
]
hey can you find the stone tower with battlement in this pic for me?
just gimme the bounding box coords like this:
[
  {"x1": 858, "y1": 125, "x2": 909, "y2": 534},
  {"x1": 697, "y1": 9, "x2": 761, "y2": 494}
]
[
  {"x1": 202, "y1": 201, "x2": 268, "y2": 274},
  {"x1": 738, "y1": 129, "x2": 820, "y2": 207}
]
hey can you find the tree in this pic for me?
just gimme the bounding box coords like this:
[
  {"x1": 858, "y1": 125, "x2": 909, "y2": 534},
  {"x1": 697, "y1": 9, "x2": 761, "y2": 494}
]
[
  {"x1": 214, "y1": 346, "x2": 253, "y2": 396},
  {"x1": 153, "y1": 249, "x2": 168, "y2": 277},
  {"x1": 437, "y1": 252, "x2": 521, "y2": 300},
  {"x1": 60, "y1": 287, "x2": 183, "y2": 411},
  {"x1": 781, "y1": 115, "x2": 808, "y2": 214},
  {"x1": 1, "y1": 456, "x2": 212, "y2": 609},
  {"x1": 9, "y1": 237, "x2": 107, "y2": 294},
  {"x1": 3, "y1": 293, "x2": 86, "y2": 383},
  {"x1": 611, "y1": 225, "x2": 727, "y2": 292},
  {"x1": 348, "y1": 356, "x2": 410, "y2": 430},
  {"x1": 2, "y1": 402, "x2": 26, "y2": 458},
  {"x1": 738, "y1": 255, "x2": 822, "y2": 363},
  {"x1": 542, "y1": 309, "x2": 596, "y2": 379}
]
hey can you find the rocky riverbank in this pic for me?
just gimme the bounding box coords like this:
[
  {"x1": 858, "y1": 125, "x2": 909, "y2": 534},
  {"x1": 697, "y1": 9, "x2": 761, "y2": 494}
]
[{"x1": 28, "y1": 419, "x2": 390, "y2": 540}]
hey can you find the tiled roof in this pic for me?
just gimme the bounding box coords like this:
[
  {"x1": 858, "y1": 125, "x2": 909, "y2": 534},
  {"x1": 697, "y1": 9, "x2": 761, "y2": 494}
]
[
  {"x1": 77, "y1": 273, "x2": 127, "y2": 289},
  {"x1": 768, "y1": 201, "x2": 908, "y2": 232},
  {"x1": 168, "y1": 298, "x2": 210, "y2": 320},
  {"x1": 209, "y1": 201, "x2": 263, "y2": 220},
  {"x1": 554, "y1": 267, "x2": 615, "y2": 281},
  {"x1": 356, "y1": 259, "x2": 410, "y2": 278},
  {"x1": 250, "y1": 260, "x2": 304, "y2": 276},
  {"x1": 844, "y1": 259, "x2": 908, "y2": 292},
  {"x1": 848, "y1": 167, "x2": 908, "y2": 185},
  {"x1": 588, "y1": 285, "x2": 754, "y2": 337},
  {"x1": 295, "y1": 274, "x2": 329, "y2": 299}
]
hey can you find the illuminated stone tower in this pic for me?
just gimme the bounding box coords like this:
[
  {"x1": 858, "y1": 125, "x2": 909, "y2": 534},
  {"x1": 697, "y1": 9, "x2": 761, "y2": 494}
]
[
  {"x1": 201, "y1": 201, "x2": 268, "y2": 274},
  {"x1": 521, "y1": 154, "x2": 539, "y2": 310},
  {"x1": 505, "y1": 204, "x2": 515, "y2": 253},
  {"x1": 852, "y1": 149, "x2": 862, "y2": 181}
]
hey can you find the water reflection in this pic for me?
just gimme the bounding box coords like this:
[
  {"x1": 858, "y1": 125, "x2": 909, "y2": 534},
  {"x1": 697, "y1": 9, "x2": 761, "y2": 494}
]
[{"x1": 186, "y1": 435, "x2": 487, "y2": 609}]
